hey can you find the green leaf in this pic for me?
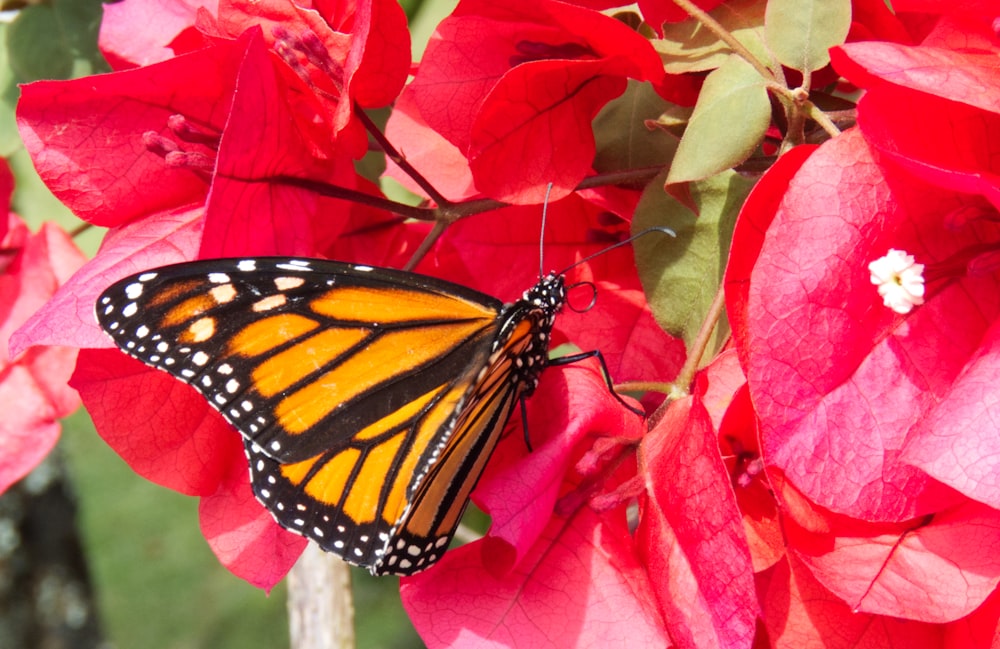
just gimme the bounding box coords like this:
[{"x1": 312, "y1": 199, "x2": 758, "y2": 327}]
[
  {"x1": 593, "y1": 80, "x2": 679, "y2": 174},
  {"x1": 0, "y1": 23, "x2": 20, "y2": 155},
  {"x1": 6, "y1": 0, "x2": 107, "y2": 83},
  {"x1": 410, "y1": 0, "x2": 459, "y2": 59},
  {"x1": 7, "y1": 5, "x2": 72, "y2": 81},
  {"x1": 653, "y1": 0, "x2": 767, "y2": 74},
  {"x1": 632, "y1": 170, "x2": 754, "y2": 358},
  {"x1": 765, "y1": 0, "x2": 851, "y2": 73},
  {"x1": 666, "y1": 55, "x2": 769, "y2": 184}
]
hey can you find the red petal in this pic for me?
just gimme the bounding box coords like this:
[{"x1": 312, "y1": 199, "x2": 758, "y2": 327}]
[
  {"x1": 833, "y1": 43, "x2": 1000, "y2": 111},
  {"x1": 199, "y1": 31, "x2": 356, "y2": 256},
  {"x1": 468, "y1": 61, "x2": 625, "y2": 203},
  {"x1": 794, "y1": 501, "x2": 1000, "y2": 622},
  {"x1": 402, "y1": 508, "x2": 668, "y2": 648},
  {"x1": 99, "y1": 0, "x2": 215, "y2": 68},
  {"x1": 16, "y1": 37, "x2": 246, "y2": 226},
  {"x1": 637, "y1": 396, "x2": 759, "y2": 649},
  {"x1": 745, "y1": 129, "x2": 996, "y2": 520},
  {"x1": 0, "y1": 217, "x2": 84, "y2": 492},
  {"x1": 902, "y1": 320, "x2": 1000, "y2": 507},
  {"x1": 410, "y1": 0, "x2": 661, "y2": 203},
  {"x1": 831, "y1": 44, "x2": 1000, "y2": 206},
  {"x1": 383, "y1": 89, "x2": 476, "y2": 201},
  {"x1": 0, "y1": 365, "x2": 63, "y2": 493},
  {"x1": 11, "y1": 206, "x2": 203, "y2": 356},
  {"x1": 762, "y1": 556, "x2": 941, "y2": 647},
  {"x1": 199, "y1": 447, "x2": 306, "y2": 591},
  {"x1": 725, "y1": 144, "x2": 816, "y2": 372},
  {"x1": 474, "y1": 359, "x2": 644, "y2": 574},
  {"x1": 72, "y1": 350, "x2": 236, "y2": 496}
]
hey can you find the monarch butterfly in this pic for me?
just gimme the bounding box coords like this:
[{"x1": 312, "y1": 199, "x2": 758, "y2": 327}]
[{"x1": 94, "y1": 247, "x2": 652, "y2": 575}]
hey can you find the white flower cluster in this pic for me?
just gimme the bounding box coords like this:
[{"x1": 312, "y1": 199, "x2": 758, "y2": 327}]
[{"x1": 868, "y1": 249, "x2": 926, "y2": 314}]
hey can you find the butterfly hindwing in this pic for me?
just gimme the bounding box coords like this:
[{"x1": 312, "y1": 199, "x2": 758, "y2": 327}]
[{"x1": 96, "y1": 257, "x2": 566, "y2": 574}]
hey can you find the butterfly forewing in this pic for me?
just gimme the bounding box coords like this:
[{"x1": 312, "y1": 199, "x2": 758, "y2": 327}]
[
  {"x1": 95, "y1": 257, "x2": 566, "y2": 575},
  {"x1": 96, "y1": 258, "x2": 502, "y2": 462}
]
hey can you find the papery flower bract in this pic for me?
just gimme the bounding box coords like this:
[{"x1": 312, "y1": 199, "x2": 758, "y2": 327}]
[
  {"x1": 699, "y1": 350, "x2": 784, "y2": 572},
  {"x1": 19, "y1": 0, "x2": 410, "y2": 236},
  {"x1": 868, "y1": 248, "x2": 925, "y2": 314},
  {"x1": 99, "y1": 0, "x2": 410, "y2": 155},
  {"x1": 98, "y1": 0, "x2": 219, "y2": 69},
  {"x1": 760, "y1": 553, "x2": 943, "y2": 646},
  {"x1": 726, "y1": 29, "x2": 1000, "y2": 626},
  {"x1": 402, "y1": 0, "x2": 663, "y2": 204},
  {"x1": 402, "y1": 362, "x2": 666, "y2": 648},
  {"x1": 636, "y1": 393, "x2": 759, "y2": 649},
  {"x1": 2, "y1": 209, "x2": 86, "y2": 494}
]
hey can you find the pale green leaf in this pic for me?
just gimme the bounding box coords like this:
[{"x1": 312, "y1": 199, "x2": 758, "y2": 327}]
[
  {"x1": 632, "y1": 170, "x2": 754, "y2": 357},
  {"x1": 666, "y1": 55, "x2": 769, "y2": 184},
  {"x1": 765, "y1": 0, "x2": 851, "y2": 73},
  {"x1": 593, "y1": 80, "x2": 679, "y2": 173},
  {"x1": 6, "y1": 0, "x2": 106, "y2": 83},
  {"x1": 410, "y1": 0, "x2": 459, "y2": 59},
  {"x1": 653, "y1": 0, "x2": 767, "y2": 74}
]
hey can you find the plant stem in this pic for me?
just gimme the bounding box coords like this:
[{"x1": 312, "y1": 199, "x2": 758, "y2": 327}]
[
  {"x1": 673, "y1": 281, "x2": 727, "y2": 395},
  {"x1": 356, "y1": 107, "x2": 452, "y2": 207},
  {"x1": 287, "y1": 545, "x2": 355, "y2": 649},
  {"x1": 670, "y1": 0, "x2": 777, "y2": 83}
]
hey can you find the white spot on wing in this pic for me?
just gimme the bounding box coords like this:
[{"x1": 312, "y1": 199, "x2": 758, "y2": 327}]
[
  {"x1": 274, "y1": 276, "x2": 305, "y2": 291},
  {"x1": 253, "y1": 294, "x2": 286, "y2": 312},
  {"x1": 210, "y1": 284, "x2": 237, "y2": 304},
  {"x1": 125, "y1": 283, "x2": 143, "y2": 299},
  {"x1": 276, "y1": 259, "x2": 312, "y2": 272}
]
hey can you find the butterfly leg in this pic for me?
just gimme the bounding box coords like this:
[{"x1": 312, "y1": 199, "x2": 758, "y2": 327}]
[
  {"x1": 519, "y1": 395, "x2": 533, "y2": 452},
  {"x1": 549, "y1": 350, "x2": 645, "y2": 418}
]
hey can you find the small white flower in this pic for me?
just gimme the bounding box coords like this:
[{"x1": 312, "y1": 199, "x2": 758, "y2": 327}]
[{"x1": 868, "y1": 249, "x2": 926, "y2": 314}]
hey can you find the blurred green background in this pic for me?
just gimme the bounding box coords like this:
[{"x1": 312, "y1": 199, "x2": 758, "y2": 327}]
[{"x1": 0, "y1": 0, "x2": 459, "y2": 646}]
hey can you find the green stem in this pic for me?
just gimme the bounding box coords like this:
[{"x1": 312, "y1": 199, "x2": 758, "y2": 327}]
[
  {"x1": 673, "y1": 281, "x2": 727, "y2": 395},
  {"x1": 670, "y1": 0, "x2": 778, "y2": 84}
]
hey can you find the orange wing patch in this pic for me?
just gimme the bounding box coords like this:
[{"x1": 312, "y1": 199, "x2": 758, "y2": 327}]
[
  {"x1": 272, "y1": 320, "x2": 491, "y2": 435},
  {"x1": 311, "y1": 285, "x2": 497, "y2": 323}
]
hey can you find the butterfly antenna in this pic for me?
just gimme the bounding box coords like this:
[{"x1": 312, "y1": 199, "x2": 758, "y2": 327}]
[
  {"x1": 539, "y1": 183, "x2": 554, "y2": 280},
  {"x1": 558, "y1": 226, "x2": 676, "y2": 275}
]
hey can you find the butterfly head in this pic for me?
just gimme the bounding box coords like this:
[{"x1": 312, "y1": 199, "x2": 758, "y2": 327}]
[
  {"x1": 488, "y1": 272, "x2": 565, "y2": 397},
  {"x1": 522, "y1": 271, "x2": 566, "y2": 328}
]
